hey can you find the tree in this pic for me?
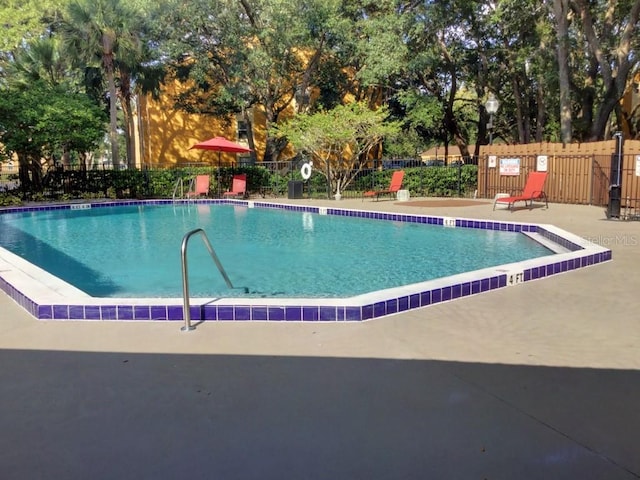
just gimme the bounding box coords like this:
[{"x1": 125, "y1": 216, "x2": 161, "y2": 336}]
[
  {"x1": 0, "y1": 81, "x2": 106, "y2": 190},
  {"x1": 483, "y1": 0, "x2": 559, "y2": 144},
  {"x1": 551, "y1": 0, "x2": 573, "y2": 143},
  {"x1": 153, "y1": 0, "x2": 346, "y2": 162},
  {"x1": 351, "y1": 0, "x2": 484, "y2": 155},
  {"x1": 0, "y1": 0, "x2": 63, "y2": 55},
  {"x1": 4, "y1": 37, "x2": 69, "y2": 88},
  {"x1": 5, "y1": 36, "x2": 105, "y2": 167},
  {"x1": 272, "y1": 102, "x2": 400, "y2": 195},
  {"x1": 570, "y1": 0, "x2": 640, "y2": 140},
  {"x1": 61, "y1": 0, "x2": 145, "y2": 168},
  {"x1": 38, "y1": 88, "x2": 108, "y2": 168}
]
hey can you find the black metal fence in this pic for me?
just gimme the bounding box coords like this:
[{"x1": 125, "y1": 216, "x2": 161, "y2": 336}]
[
  {"x1": 1, "y1": 160, "x2": 479, "y2": 202},
  {"x1": 257, "y1": 160, "x2": 478, "y2": 200}
]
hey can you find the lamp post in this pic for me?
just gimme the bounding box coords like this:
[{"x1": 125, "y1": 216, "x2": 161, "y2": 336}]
[{"x1": 485, "y1": 93, "x2": 500, "y2": 145}]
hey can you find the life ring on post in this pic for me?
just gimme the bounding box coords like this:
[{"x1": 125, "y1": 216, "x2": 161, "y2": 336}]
[{"x1": 300, "y1": 162, "x2": 312, "y2": 180}]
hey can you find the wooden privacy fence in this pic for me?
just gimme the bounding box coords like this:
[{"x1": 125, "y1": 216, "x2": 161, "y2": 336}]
[{"x1": 478, "y1": 140, "x2": 640, "y2": 210}]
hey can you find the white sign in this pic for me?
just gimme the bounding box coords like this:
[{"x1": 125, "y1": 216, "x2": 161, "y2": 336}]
[
  {"x1": 499, "y1": 158, "x2": 521, "y2": 176},
  {"x1": 537, "y1": 155, "x2": 548, "y2": 172},
  {"x1": 636, "y1": 155, "x2": 640, "y2": 177},
  {"x1": 488, "y1": 155, "x2": 497, "y2": 168}
]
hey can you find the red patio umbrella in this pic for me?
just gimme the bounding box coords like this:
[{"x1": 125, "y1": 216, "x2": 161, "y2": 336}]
[{"x1": 189, "y1": 136, "x2": 252, "y2": 197}]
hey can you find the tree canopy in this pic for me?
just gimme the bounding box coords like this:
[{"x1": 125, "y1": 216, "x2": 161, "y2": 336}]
[
  {"x1": 2, "y1": 0, "x2": 640, "y2": 179},
  {"x1": 0, "y1": 81, "x2": 106, "y2": 188},
  {"x1": 273, "y1": 102, "x2": 401, "y2": 194}
]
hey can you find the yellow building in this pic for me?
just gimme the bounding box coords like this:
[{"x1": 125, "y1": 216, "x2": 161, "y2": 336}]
[
  {"x1": 133, "y1": 59, "x2": 378, "y2": 170},
  {"x1": 621, "y1": 72, "x2": 640, "y2": 139},
  {"x1": 134, "y1": 64, "x2": 306, "y2": 169},
  {"x1": 135, "y1": 78, "x2": 256, "y2": 169}
]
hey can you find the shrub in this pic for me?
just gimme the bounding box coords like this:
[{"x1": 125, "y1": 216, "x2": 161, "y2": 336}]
[
  {"x1": 15, "y1": 164, "x2": 478, "y2": 200},
  {"x1": 355, "y1": 165, "x2": 477, "y2": 197},
  {"x1": 0, "y1": 193, "x2": 22, "y2": 207}
]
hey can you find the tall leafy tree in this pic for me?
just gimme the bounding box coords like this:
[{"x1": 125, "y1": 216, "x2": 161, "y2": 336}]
[
  {"x1": 0, "y1": 0, "x2": 65, "y2": 89},
  {"x1": 5, "y1": 36, "x2": 100, "y2": 167},
  {"x1": 0, "y1": 81, "x2": 106, "y2": 189},
  {"x1": 0, "y1": 0, "x2": 63, "y2": 55},
  {"x1": 570, "y1": 0, "x2": 640, "y2": 140},
  {"x1": 354, "y1": 0, "x2": 482, "y2": 155},
  {"x1": 4, "y1": 37, "x2": 69, "y2": 88},
  {"x1": 545, "y1": 0, "x2": 640, "y2": 141},
  {"x1": 273, "y1": 102, "x2": 401, "y2": 194},
  {"x1": 551, "y1": 0, "x2": 573, "y2": 143},
  {"x1": 488, "y1": 0, "x2": 557, "y2": 144},
  {"x1": 61, "y1": 0, "x2": 144, "y2": 168},
  {"x1": 152, "y1": 0, "x2": 346, "y2": 162}
]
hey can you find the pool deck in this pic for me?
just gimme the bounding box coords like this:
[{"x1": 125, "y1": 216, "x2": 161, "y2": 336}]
[{"x1": 1, "y1": 198, "x2": 639, "y2": 479}]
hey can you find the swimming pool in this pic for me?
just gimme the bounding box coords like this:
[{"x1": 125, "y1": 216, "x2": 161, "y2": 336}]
[
  {"x1": 0, "y1": 199, "x2": 612, "y2": 322},
  {"x1": 0, "y1": 203, "x2": 552, "y2": 298}
]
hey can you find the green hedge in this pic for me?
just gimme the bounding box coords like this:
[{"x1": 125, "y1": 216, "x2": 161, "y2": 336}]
[
  {"x1": 34, "y1": 166, "x2": 273, "y2": 200},
  {"x1": 6, "y1": 164, "x2": 478, "y2": 203},
  {"x1": 355, "y1": 165, "x2": 478, "y2": 197},
  {"x1": 0, "y1": 193, "x2": 22, "y2": 206}
]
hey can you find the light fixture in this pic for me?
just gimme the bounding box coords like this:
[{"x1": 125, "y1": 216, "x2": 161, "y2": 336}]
[{"x1": 485, "y1": 93, "x2": 500, "y2": 145}]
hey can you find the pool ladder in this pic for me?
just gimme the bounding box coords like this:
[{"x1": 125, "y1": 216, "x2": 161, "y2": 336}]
[
  {"x1": 181, "y1": 228, "x2": 235, "y2": 331},
  {"x1": 172, "y1": 177, "x2": 196, "y2": 202},
  {"x1": 172, "y1": 178, "x2": 184, "y2": 201}
]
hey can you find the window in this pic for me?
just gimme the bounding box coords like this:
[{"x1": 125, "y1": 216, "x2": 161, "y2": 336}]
[{"x1": 237, "y1": 118, "x2": 248, "y2": 142}]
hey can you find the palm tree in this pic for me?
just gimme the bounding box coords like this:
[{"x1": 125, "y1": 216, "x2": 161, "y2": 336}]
[
  {"x1": 115, "y1": 34, "x2": 164, "y2": 169},
  {"x1": 61, "y1": 0, "x2": 142, "y2": 169},
  {"x1": 8, "y1": 38, "x2": 68, "y2": 88},
  {"x1": 6, "y1": 38, "x2": 92, "y2": 168}
]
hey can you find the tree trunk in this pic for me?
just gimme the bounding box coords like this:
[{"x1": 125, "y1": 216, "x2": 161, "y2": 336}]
[
  {"x1": 535, "y1": 81, "x2": 546, "y2": 142},
  {"x1": 591, "y1": 94, "x2": 620, "y2": 140},
  {"x1": 475, "y1": 46, "x2": 489, "y2": 152},
  {"x1": 262, "y1": 101, "x2": 290, "y2": 162},
  {"x1": 18, "y1": 153, "x2": 31, "y2": 195},
  {"x1": 439, "y1": 38, "x2": 470, "y2": 158},
  {"x1": 119, "y1": 69, "x2": 135, "y2": 169},
  {"x1": 512, "y1": 76, "x2": 527, "y2": 143},
  {"x1": 106, "y1": 66, "x2": 120, "y2": 168},
  {"x1": 61, "y1": 147, "x2": 71, "y2": 168},
  {"x1": 553, "y1": 0, "x2": 572, "y2": 144},
  {"x1": 242, "y1": 108, "x2": 258, "y2": 164}
]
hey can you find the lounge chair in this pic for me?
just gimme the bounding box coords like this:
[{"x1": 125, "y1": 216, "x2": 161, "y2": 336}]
[
  {"x1": 363, "y1": 170, "x2": 405, "y2": 201},
  {"x1": 186, "y1": 175, "x2": 210, "y2": 198},
  {"x1": 223, "y1": 174, "x2": 247, "y2": 198},
  {"x1": 493, "y1": 171, "x2": 548, "y2": 210}
]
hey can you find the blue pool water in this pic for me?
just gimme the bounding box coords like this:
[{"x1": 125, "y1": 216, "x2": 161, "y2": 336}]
[{"x1": 0, "y1": 204, "x2": 552, "y2": 298}]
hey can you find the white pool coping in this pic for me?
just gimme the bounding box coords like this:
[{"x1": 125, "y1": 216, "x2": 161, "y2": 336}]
[{"x1": 0, "y1": 199, "x2": 612, "y2": 322}]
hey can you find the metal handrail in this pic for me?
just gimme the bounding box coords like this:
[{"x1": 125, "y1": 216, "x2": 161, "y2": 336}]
[
  {"x1": 181, "y1": 228, "x2": 235, "y2": 332},
  {"x1": 172, "y1": 178, "x2": 184, "y2": 202}
]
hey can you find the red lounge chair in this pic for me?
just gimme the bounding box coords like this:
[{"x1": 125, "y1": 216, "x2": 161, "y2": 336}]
[
  {"x1": 186, "y1": 175, "x2": 210, "y2": 198},
  {"x1": 494, "y1": 171, "x2": 548, "y2": 210},
  {"x1": 363, "y1": 170, "x2": 405, "y2": 201},
  {"x1": 223, "y1": 174, "x2": 247, "y2": 198}
]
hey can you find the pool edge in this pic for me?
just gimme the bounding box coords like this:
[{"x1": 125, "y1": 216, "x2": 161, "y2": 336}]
[{"x1": 0, "y1": 199, "x2": 612, "y2": 322}]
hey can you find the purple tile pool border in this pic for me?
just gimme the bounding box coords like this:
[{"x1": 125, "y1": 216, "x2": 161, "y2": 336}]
[{"x1": 0, "y1": 199, "x2": 612, "y2": 322}]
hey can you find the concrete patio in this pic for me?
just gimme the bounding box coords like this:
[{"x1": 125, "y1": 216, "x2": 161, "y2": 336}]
[{"x1": 1, "y1": 198, "x2": 639, "y2": 479}]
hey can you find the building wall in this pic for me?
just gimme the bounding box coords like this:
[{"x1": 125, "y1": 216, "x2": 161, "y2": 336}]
[
  {"x1": 137, "y1": 78, "x2": 259, "y2": 168},
  {"x1": 621, "y1": 72, "x2": 640, "y2": 139}
]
